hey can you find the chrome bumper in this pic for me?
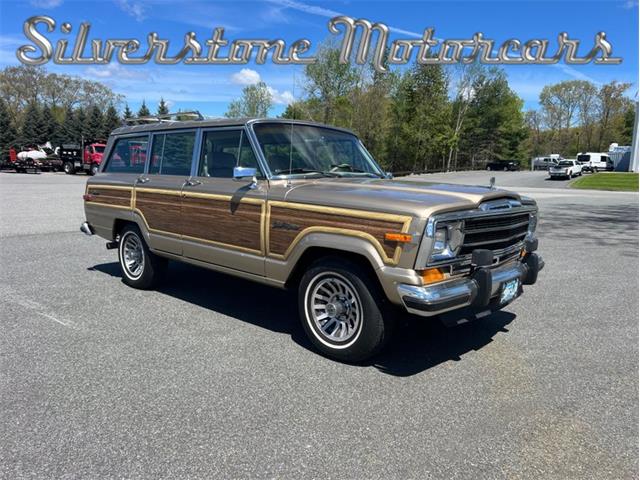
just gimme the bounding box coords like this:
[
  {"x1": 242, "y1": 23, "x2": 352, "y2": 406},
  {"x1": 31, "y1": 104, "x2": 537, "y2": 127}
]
[{"x1": 397, "y1": 256, "x2": 544, "y2": 317}]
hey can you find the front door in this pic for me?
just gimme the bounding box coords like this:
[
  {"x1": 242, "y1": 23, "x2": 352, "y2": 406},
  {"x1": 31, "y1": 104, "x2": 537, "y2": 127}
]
[
  {"x1": 180, "y1": 128, "x2": 266, "y2": 276},
  {"x1": 133, "y1": 130, "x2": 198, "y2": 255}
]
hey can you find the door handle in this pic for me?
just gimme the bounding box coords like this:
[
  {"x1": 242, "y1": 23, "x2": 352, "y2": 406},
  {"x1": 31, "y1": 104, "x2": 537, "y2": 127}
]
[
  {"x1": 184, "y1": 179, "x2": 202, "y2": 187},
  {"x1": 136, "y1": 176, "x2": 150, "y2": 184}
]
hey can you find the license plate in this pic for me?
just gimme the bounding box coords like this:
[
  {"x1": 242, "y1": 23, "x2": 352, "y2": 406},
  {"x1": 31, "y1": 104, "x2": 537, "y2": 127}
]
[{"x1": 500, "y1": 279, "x2": 520, "y2": 305}]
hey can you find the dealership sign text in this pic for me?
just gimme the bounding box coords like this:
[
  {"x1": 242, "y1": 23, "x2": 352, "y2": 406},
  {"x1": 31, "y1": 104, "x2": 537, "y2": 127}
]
[{"x1": 17, "y1": 15, "x2": 622, "y2": 72}]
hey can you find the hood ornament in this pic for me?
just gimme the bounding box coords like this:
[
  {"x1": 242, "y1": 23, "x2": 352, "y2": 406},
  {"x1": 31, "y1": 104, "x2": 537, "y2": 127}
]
[{"x1": 489, "y1": 176, "x2": 496, "y2": 190}]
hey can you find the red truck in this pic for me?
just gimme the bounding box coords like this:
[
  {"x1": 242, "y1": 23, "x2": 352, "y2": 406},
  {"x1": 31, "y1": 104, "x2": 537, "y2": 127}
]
[{"x1": 62, "y1": 143, "x2": 106, "y2": 175}]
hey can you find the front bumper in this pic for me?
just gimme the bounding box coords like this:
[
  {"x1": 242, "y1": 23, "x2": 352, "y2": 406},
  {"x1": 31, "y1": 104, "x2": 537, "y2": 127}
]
[{"x1": 397, "y1": 254, "x2": 544, "y2": 317}]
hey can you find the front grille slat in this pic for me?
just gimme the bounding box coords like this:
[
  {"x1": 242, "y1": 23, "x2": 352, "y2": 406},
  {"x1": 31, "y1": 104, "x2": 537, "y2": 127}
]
[{"x1": 458, "y1": 212, "x2": 531, "y2": 256}]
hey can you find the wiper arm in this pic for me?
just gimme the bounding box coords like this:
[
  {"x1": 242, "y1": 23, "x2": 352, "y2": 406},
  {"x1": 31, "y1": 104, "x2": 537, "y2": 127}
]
[
  {"x1": 330, "y1": 164, "x2": 383, "y2": 178},
  {"x1": 274, "y1": 168, "x2": 339, "y2": 177}
]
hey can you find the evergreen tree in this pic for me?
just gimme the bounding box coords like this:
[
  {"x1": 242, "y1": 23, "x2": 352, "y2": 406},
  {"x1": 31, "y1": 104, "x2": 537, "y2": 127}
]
[
  {"x1": 20, "y1": 102, "x2": 42, "y2": 145},
  {"x1": 157, "y1": 98, "x2": 169, "y2": 115},
  {"x1": 73, "y1": 107, "x2": 87, "y2": 143},
  {"x1": 137, "y1": 100, "x2": 150, "y2": 117},
  {"x1": 123, "y1": 103, "x2": 133, "y2": 119},
  {"x1": 103, "y1": 104, "x2": 121, "y2": 137},
  {"x1": 39, "y1": 105, "x2": 57, "y2": 145},
  {"x1": 0, "y1": 99, "x2": 18, "y2": 160},
  {"x1": 86, "y1": 105, "x2": 104, "y2": 140},
  {"x1": 61, "y1": 105, "x2": 77, "y2": 144}
]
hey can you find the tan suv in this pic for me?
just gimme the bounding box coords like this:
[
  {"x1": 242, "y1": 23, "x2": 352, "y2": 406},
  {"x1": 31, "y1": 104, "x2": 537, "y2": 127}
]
[{"x1": 81, "y1": 117, "x2": 543, "y2": 362}]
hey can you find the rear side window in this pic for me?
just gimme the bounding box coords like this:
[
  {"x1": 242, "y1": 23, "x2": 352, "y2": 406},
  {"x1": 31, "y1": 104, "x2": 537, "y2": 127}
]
[
  {"x1": 198, "y1": 129, "x2": 260, "y2": 178},
  {"x1": 104, "y1": 136, "x2": 148, "y2": 174},
  {"x1": 149, "y1": 131, "x2": 195, "y2": 176}
]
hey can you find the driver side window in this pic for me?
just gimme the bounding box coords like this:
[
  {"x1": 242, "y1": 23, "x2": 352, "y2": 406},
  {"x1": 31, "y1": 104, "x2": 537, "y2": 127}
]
[{"x1": 198, "y1": 129, "x2": 261, "y2": 178}]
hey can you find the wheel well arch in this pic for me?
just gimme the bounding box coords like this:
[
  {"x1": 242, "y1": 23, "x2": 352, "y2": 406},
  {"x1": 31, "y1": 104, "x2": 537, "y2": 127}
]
[{"x1": 284, "y1": 246, "x2": 380, "y2": 290}]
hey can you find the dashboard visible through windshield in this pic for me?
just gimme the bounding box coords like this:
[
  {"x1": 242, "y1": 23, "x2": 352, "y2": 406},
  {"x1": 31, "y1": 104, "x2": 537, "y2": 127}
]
[{"x1": 252, "y1": 123, "x2": 383, "y2": 178}]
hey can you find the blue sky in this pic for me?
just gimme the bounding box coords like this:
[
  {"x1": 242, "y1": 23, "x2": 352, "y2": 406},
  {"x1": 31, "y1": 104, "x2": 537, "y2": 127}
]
[{"x1": 0, "y1": 0, "x2": 637, "y2": 117}]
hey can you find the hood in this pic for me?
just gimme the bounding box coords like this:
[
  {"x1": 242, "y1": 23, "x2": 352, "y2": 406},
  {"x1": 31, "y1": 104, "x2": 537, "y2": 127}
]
[{"x1": 279, "y1": 177, "x2": 522, "y2": 218}]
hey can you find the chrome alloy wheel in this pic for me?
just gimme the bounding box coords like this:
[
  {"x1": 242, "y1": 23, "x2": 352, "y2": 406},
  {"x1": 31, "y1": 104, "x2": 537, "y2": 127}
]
[
  {"x1": 305, "y1": 273, "x2": 363, "y2": 345},
  {"x1": 121, "y1": 232, "x2": 145, "y2": 279}
]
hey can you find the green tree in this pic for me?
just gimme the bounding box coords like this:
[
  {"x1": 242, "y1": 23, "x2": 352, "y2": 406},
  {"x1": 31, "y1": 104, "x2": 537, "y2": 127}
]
[
  {"x1": 40, "y1": 105, "x2": 58, "y2": 145},
  {"x1": 103, "y1": 104, "x2": 121, "y2": 137},
  {"x1": 225, "y1": 81, "x2": 272, "y2": 118},
  {"x1": 304, "y1": 44, "x2": 358, "y2": 124},
  {"x1": 20, "y1": 102, "x2": 41, "y2": 145},
  {"x1": 73, "y1": 107, "x2": 87, "y2": 142},
  {"x1": 137, "y1": 100, "x2": 150, "y2": 117},
  {"x1": 86, "y1": 105, "x2": 104, "y2": 140},
  {"x1": 596, "y1": 81, "x2": 632, "y2": 150},
  {"x1": 123, "y1": 103, "x2": 133, "y2": 119},
  {"x1": 157, "y1": 97, "x2": 169, "y2": 115},
  {"x1": 0, "y1": 99, "x2": 17, "y2": 160}
]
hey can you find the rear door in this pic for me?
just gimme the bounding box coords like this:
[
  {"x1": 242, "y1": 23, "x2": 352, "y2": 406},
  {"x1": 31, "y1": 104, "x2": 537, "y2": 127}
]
[
  {"x1": 180, "y1": 127, "x2": 266, "y2": 276},
  {"x1": 133, "y1": 129, "x2": 198, "y2": 255}
]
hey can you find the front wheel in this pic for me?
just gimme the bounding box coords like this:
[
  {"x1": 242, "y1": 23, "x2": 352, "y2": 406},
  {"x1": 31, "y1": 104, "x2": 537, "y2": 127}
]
[
  {"x1": 298, "y1": 258, "x2": 395, "y2": 362},
  {"x1": 486, "y1": 166, "x2": 491, "y2": 171},
  {"x1": 118, "y1": 225, "x2": 167, "y2": 289},
  {"x1": 89, "y1": 163, "x2": 99, "y2": 176}
]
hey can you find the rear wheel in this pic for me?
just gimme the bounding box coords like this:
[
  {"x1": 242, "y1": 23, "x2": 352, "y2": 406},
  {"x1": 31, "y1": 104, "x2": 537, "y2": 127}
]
[
  {"x1": 118, "y1": 225, "x2": 167, "y2": 289},
  {"x1": 298, "y1": 257, "x2": 395, "y2": 362},
  {"x1": 63, "y1": 162, "x2": 75, "y2": 174}
]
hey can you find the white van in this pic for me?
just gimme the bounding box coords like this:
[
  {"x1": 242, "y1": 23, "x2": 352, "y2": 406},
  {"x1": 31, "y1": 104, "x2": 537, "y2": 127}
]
[{"x1": 576, "y1": 152, "x2": 612, "y2": 172}]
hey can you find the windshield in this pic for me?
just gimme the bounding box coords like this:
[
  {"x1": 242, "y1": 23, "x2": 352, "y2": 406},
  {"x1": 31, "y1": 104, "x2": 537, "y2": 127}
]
[
  {"x1": 253, "y1": 123, "x2": 383, "y2": 177},
  {"x1": 577, "y1": 155, "x2": 590, "y2": 162},
  {"x1": 94, "y1": 145, "x2": 105, "y2": 153},
  {"x1": 558, "y1": 161, "x2": 573, "y2": 166}
]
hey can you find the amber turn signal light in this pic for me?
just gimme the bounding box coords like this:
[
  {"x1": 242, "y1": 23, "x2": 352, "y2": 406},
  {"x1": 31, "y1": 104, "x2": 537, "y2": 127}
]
[
  {"x1": 384, "y1": 232, "x2": 412, "y2": 243},
  {"x1": 420, "y1": 268, "x2": 446, "y2": 284}
]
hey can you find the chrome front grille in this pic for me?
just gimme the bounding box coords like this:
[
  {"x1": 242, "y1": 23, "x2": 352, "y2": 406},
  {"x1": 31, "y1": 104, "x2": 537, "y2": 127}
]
[{"x1": 459, "y1": 212, "x2": 530, "y2": 256}]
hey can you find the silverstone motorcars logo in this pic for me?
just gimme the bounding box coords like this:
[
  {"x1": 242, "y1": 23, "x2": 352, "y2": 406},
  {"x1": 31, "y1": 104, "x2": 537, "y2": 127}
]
[{"x1": 17, "y1": 15, "x2": 623, "y2": 72}]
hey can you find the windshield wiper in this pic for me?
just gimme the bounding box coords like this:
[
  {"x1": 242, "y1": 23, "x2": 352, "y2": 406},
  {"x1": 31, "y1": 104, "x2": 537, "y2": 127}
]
[
  {"x1": 330, "y1": 164, "x2": 382, "y2": 178},
  {"x1": 273, "y1": 168, "x2": 339, "y2": 177}
]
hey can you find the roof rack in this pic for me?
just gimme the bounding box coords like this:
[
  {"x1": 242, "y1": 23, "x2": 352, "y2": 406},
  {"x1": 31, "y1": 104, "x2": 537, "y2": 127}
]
[{"x1": 123, "y1": 110, "x2": 204, "y2": 125}]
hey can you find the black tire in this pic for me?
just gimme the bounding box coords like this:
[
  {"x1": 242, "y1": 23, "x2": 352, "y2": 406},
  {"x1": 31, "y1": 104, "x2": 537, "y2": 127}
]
[
  {"x1": 503, "y1": 166, "x2": 508, "y2": 171},
  {"x1": 89, "y1": 163, "x2": 99, "y2": 176},
  {"x1": 486, "y1": 166, "x2": 491, "y2": 171},
  {"x1": 63, "y1": 162, "x2": 75, "y2": 175},
  {"x1": 298, "y1": 257, "x2": 395, "y2": 362},
  {"x1": 117, "y1": 225, "x2": 167, "y2": 289}
]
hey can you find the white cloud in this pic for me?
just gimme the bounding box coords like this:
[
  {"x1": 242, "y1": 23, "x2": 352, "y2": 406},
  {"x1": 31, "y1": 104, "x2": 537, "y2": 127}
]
[
  {"x1": 85, "y1": 63, "x2": 151, "y2": 80},
  {"x1": 268, "y1": 86, "x2": 295, "y2": 105},
  {"x1": 29, "y1": 0, "x2": 63, "y2": 8},
  {"x1": 115, "y1": 0, "x2": 147, "y2": 22},
  {"x1": 267, "y1": 0, "x2": 423, "y2": 38},
  {"x1": 231, "y1": 68, "x2": 261, "y2": 85}
]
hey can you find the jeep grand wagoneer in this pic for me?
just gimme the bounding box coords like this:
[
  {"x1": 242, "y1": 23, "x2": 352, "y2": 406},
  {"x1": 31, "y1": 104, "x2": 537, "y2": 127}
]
[{"x1": 81, "y1": 117, "x2": 543, "y2": 362}]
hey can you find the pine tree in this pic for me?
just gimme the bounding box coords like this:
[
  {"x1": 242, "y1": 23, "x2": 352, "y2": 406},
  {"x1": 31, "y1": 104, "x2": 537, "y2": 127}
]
[
  {"x1": 157, "y1": 98, "x2": 169, "y2": 115},
  {"x1": 0, "y1": 99, "x2": 18, "y2": 160},
  {"x1": 123, "y1": 103, "x2": 133, "y2": 119},
  {"x1": 20, "y1": 102, "x2": 41, "y2": 146},
  {"x1": 40, "y1": 106, "x2": 57, "y2": 145},
  {"x1": 61, "y1": 105, "x2": 77, "y2": 144},
  {"x1": 73, "y1": 107, "x2": 87, "y2": 143},
  {"x1": 86, "y1": 105, "x2": 104, "y2": 141},
  {"x1": 103, "y1": 104, "x2": 121, "y2": 137},
  {"x1": 137, "y1": 100, "x2": 150, "y2": 117}
]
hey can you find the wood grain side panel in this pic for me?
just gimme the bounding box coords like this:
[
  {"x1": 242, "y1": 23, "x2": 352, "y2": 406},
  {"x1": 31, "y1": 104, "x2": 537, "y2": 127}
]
[
  {"x1": 87, "y1": 187, "x2": 131, "y2": 208},
  {"x1": 181, "y1": 197, "x2": 262, "y2": 251},
  {"x1": 136, "y1": 191, "x2": 181, "y2": 234},
  {"x1": 269, "y1": 207, "x2": 405, "y2": 258}
]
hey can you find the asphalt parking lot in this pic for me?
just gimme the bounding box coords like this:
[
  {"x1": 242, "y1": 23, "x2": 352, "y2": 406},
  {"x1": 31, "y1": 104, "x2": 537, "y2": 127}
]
[{"x1": 1, "y1": 170, "x2": 638, "y2": 478}]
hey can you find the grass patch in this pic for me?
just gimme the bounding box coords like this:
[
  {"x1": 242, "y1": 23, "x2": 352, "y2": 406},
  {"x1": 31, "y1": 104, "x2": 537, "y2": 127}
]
[{"x1": 571, "y1": 172, "x2": 639, "y2": 192}]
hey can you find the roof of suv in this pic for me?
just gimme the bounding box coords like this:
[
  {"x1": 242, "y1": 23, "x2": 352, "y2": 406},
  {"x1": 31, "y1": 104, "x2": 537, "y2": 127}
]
[{"x1": 111, "y1": 117, "x2": 355, "y2": 136}]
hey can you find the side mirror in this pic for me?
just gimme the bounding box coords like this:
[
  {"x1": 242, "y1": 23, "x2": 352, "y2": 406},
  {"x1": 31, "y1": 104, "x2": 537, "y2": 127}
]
[{"x1": 233, "y1": 166, "x2": 258, "y2": 189}]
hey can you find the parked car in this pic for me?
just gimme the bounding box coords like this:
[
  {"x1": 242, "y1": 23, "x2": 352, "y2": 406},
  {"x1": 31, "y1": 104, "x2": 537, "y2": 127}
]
[
  {"x1": 81, "y1": 118, "x2": 543, "y2": 362},
  {"x1": 61, "y1": 142, "x2": 106, "y2": 175},
  {"x1": 532, "y1": 155, "x2": 561, "y2": 171},
  {"x1": 486, "y1": 160, "x2": 520, "y2": 171},
  {"x1": 576, "y1": 152, "x2": 612, "y2": 172},
  {"x1": 549, "y1": 159, "x2": 582, "y2": 179}
]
